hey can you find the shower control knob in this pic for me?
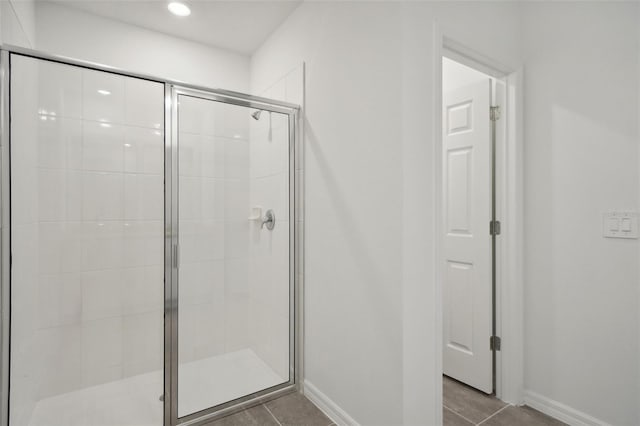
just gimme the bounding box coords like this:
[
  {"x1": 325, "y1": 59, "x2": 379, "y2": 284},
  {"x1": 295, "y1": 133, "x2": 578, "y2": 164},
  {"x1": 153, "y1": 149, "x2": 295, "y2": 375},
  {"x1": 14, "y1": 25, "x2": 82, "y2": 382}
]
[{"x1": 261, "y1": 209, "x2": 275, "y2": 231}]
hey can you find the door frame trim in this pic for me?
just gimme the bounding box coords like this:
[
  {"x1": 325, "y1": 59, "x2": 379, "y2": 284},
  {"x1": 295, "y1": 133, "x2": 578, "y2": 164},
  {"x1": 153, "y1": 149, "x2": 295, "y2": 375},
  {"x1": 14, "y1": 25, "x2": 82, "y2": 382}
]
[{"x1": 434, "y1": 28, "x2": 524, "y2": 422}]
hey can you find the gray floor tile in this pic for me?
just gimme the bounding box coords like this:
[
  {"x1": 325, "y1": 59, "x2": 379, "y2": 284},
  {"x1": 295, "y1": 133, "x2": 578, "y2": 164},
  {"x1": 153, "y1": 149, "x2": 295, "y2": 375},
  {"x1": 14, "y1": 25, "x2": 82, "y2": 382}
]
[
  {"x1": 444, "y1": 407, "x2": 474, "y2": 426},
  {"x1": 443, "y1": 375, "x2": 507, "y2": 423},
  {"x1": 265, "y1": 392, "x2": 333, "y2": 426},
  {"x1": 203, "y1": 404, "x2": 279, "y2": 426},
  {"x1": 482, "y1": 406, "x2": 567, "y2": 426}
]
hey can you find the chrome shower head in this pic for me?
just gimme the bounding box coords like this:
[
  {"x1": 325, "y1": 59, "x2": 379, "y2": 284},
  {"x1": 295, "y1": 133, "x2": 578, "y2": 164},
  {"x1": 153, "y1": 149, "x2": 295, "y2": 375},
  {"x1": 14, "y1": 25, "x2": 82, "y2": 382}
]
[{"x1": 251, "y1": 110, "x2": 262, "y2": 120}]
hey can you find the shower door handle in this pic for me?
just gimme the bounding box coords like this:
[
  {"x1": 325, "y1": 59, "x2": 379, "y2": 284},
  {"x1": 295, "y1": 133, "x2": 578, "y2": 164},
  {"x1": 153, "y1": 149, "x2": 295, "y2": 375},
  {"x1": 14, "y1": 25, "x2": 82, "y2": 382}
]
[{"x1": 261, "y1": 209, "x2": 275, "y2": 231}]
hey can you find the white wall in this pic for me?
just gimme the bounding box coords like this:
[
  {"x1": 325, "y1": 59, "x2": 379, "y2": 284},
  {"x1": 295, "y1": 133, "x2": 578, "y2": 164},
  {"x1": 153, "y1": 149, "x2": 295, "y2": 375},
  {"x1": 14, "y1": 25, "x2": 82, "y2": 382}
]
[
  {"x1": 521, "y1": 3, "x2": 639, "y2": 425},
  {"x1": 1, "y1": 0, "x2": 36, "y2": 47},
  {"x1": 254, "y1": 2, "x2": 640, "y2": 425},
  {"x1": 254, "y1": 5, "x2": 405, "y2": 424},
  {"x1": 33, "y1": 2, "x2": 249, "y2": 92},
  {"x1": 251, "y1": 2, "x2": 521, "y2": 424}
]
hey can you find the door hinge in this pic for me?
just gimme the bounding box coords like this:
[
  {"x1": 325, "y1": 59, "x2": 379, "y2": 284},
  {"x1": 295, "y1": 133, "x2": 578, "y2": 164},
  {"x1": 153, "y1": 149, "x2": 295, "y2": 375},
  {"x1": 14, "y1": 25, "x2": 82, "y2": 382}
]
[
  {"x1": 490, "y1": 336, "x2": 501, "y2": 351},
  {"x1": 490, "y1": 220, "x2": 501, "y2": 236},
  {"x1": 490, "y1": 106, "x2": 501, "y2": 121}
]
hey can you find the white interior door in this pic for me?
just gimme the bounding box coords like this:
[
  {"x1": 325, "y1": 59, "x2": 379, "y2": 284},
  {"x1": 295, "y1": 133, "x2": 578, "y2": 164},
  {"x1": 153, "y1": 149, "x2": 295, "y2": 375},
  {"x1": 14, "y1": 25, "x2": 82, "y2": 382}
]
[{"x1": 442, "y1": 79, "x2": 493, "y2": 394}]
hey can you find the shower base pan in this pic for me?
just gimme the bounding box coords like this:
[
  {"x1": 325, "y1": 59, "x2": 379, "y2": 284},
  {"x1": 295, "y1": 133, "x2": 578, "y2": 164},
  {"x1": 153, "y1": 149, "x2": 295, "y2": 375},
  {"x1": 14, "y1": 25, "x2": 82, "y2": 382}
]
[{"x1": 28, "y1": 349, "x2": 285, "y2": 426}]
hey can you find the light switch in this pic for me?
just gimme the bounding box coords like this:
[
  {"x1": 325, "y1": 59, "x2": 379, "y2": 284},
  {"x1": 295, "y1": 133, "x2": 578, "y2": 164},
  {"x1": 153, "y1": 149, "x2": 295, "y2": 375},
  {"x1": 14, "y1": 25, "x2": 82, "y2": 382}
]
[
  {"x1": 603, "y1": 211, "x2": 638, "y2": 239},
  {"x1": 608, "y1": 218, "x2": 619, "y2": 231}
]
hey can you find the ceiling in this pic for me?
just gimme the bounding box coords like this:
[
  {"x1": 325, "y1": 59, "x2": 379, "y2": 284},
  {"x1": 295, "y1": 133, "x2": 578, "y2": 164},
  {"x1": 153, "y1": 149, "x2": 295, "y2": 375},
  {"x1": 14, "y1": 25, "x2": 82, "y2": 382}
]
[{"x1": 49, "y1": 0, "x2": 302, "y2": 55}]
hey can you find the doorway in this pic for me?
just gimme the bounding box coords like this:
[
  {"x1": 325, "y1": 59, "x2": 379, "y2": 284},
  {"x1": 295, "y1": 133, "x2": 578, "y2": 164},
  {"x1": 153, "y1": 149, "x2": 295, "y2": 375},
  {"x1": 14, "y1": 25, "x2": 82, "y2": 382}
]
[
  {"x1": 436, "y1": 34, "x2": 526, "y2": 426},
  {"x1": 441, "y1": 56, "x2": 504, "y2": 394}
]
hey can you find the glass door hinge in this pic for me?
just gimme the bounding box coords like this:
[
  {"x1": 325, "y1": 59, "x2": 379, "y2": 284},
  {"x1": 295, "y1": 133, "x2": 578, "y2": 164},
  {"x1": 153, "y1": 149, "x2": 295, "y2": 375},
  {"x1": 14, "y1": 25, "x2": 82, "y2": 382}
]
[
  {"x1": 490, "y1": 220, "x2": 501, "y2": 236},
  {"x1": 490, "y1": 336, "x2": 501, "y2": 351}
]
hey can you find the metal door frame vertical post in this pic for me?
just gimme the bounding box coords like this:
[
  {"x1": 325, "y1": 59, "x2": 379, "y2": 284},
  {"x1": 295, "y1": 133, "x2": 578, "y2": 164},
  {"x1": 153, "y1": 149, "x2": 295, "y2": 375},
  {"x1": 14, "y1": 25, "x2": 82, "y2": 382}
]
[{"x1": 0, "y1": 49, "x2": 11, "y2": 426}]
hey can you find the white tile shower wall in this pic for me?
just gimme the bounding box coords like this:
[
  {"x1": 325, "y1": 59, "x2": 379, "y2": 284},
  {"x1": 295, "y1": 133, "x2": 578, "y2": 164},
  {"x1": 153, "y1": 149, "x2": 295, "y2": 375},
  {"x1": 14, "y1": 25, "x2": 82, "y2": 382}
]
[
  {"x1": 10, "y1": 56, "x2": 165, "y2": 424},
  {"x1": 177, "y1": 96, "x2": 251, "y2": 365},
  {"x1": 248, "y1": 65, "x2": 303, "y2": 381}
]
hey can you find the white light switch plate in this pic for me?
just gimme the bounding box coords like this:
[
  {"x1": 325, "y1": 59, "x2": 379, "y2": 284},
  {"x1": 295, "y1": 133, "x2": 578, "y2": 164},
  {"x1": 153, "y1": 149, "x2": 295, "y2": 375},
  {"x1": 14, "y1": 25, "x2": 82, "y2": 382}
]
[{"x1": 603, "y1": 211, "x2": 638, "y2": 239}]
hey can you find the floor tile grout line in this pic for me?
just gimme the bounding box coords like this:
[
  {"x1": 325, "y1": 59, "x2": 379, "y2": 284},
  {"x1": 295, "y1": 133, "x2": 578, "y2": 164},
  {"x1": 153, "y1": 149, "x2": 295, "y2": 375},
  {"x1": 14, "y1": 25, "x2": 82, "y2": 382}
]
[
  {"x1": 443, "y1": 404, "x2": 477, "y2": 425},
  {"x1": 263, "y1": 403, "x2": 283, "y2": 426},
  {"x1": 476, "y1": 404, "x2": 512, "y2": 425}
]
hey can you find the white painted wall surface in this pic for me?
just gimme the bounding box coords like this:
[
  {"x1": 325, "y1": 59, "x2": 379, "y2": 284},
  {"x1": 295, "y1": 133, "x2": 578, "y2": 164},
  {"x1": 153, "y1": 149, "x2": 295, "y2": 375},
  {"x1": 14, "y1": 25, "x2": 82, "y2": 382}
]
[
  {"x1": 33, "y1": 2, "x2": 249, "y2": 92},
  {"x1": 254, "y1": 2, "x2": 640, "y2": 425},
  {"x1": 1, "y1": 0, "x2": 36, "y2": 47},
  {"x1": 251, "y1": 2, "x2": 521, "y2": 424},
  {"x1": 521, "y1": 3, "x2": 639, "y2": 425},
  {"x1": 254, "y1": 4, "x2": 405, "y2": 424}
]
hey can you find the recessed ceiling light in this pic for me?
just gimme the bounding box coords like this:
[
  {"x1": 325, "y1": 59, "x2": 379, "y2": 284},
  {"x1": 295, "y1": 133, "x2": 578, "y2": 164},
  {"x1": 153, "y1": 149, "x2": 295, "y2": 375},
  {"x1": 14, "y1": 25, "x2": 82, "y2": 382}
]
[
  {"x1": 97, "y1": 89, "x2": 111, "y2": 95},
  {"x1": 168, "y1": 2, "x2": 191, "y2": 17}
]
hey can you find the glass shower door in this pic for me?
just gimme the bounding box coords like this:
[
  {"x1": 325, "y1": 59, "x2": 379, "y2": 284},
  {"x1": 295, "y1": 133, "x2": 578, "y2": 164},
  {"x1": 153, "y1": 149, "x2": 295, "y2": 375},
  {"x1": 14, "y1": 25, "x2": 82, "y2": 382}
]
[
  {"x1": 175, "y1": 90, "x2": 293, "y2": 419},
  {"x1": 8, "y1": 54, "x2": 165, "y2": 426}
]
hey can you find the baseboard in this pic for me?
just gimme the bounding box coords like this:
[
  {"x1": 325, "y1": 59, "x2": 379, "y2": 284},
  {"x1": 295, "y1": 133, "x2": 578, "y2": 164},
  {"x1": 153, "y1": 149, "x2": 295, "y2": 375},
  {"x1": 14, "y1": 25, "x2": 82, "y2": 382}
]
[
  {"x1": 303, "y1": 380, "x2": 360, "y2": 426},
  {"x1": 523, "y1": 390, "x2": 611, "y2": 426}
]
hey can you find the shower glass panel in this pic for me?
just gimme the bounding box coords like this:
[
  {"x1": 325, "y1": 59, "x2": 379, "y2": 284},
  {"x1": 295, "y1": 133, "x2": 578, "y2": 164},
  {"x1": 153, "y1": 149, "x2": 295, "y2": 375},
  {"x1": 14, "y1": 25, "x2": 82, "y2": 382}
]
[
  {"x1": 176, "y1": 93, "x2": 291, "y2": 418},
  {"x1": 8, "y1": 55, "x2": 165, "y2": 426}
]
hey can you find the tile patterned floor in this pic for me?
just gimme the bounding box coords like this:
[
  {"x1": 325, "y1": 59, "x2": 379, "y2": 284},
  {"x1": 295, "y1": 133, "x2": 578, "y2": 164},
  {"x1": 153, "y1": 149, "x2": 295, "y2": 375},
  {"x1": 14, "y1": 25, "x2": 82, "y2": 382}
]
[
  {"x1": 205, "y1": 378, "x2": 567, "y2": 426},
  {"x1": 443, "y1": 376, "x2": 566, "y2": 426},
  {"x1": 203, "y1": 392, "x2": 335, "y2": 426}
]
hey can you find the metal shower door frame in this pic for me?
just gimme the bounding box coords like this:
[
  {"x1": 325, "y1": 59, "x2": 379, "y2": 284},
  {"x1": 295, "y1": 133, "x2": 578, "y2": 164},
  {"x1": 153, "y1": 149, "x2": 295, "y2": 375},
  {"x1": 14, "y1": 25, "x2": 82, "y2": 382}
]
[
  {"x1": 0, "y1": 48, "x2": 11, "y2": 426},
  {"x1": 0, "y1": 45, "x2": 301, "y2": 426},
  {"x1": 167, "y1": 85, "x2": 300, "y2": 426}
]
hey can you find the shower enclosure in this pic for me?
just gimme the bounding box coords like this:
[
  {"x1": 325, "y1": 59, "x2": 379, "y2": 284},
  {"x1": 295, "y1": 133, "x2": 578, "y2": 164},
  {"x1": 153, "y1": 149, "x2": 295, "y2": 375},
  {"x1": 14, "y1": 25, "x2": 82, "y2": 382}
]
[{"x1": 0, "y1": 47, "x2": 300, "y2": 426}]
